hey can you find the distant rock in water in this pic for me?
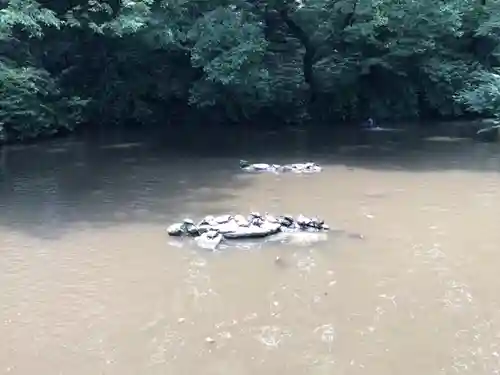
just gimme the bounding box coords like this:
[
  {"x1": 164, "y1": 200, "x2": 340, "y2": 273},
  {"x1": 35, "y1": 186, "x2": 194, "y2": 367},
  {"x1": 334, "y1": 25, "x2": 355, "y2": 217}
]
[
  {"x1": 361, "y1": 117, "x2": 376, "y2": 129},
  {"x1": 239, "y1": 160, "x2": 322, "y2": 173},
  {"x1": 362, "y1": 126, "x2": 405, "y2": 133},
  {"x1": 166, "y1": 212, "x2": 331, "y2": 250},
  {"x1": 475, "y1": 120, "x2": 500, "y2": 143},
  {"x1": 360, "y1": 118, "x2": 405, "y2": 132}
]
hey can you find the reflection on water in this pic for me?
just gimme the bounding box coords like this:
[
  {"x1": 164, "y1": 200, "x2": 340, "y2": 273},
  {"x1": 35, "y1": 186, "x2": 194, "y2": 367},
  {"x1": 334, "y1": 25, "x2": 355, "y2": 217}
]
[{"x1": 2, "y1": 128, "x2": 500, "y2": 374}]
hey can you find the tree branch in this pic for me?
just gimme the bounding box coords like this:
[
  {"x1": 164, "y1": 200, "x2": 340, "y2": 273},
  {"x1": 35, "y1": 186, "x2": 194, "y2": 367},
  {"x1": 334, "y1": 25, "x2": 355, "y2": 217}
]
[{"x1": 278, "y1": 9, "x2": 317, "y2": 101}]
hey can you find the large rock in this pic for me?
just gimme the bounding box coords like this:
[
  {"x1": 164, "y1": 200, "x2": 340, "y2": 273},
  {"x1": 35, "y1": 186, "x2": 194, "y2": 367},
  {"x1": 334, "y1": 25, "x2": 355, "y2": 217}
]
[{"x1": 166, "y1": 212, "x2": 331, "y2": 250}]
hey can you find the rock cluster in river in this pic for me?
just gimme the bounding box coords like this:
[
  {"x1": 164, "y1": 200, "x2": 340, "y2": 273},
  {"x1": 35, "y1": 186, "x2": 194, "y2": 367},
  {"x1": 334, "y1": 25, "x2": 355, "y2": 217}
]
[
  {"x1": 167, "y1": 212, "x2": 329, "y2": 250},
  {"x1": 239, "y1": 160, "x2": 322, "y2": 173}
]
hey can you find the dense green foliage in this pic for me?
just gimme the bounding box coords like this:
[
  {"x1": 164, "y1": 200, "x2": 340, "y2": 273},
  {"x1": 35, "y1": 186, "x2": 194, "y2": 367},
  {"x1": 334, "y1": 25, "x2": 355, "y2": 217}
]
[{"x1": 1, "y1": 0, "x2": 500, "y2": 141}]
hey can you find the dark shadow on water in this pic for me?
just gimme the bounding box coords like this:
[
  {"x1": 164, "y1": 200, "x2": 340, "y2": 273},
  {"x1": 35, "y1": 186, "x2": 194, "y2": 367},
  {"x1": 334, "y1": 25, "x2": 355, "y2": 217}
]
[
  {"x1": 206, "y1": 124, "x2": 500, "y2": 174},
  {"x1": 1, "y1": 122, "x2": 500, "y2": 239},
  {"x1": 322, "y1": 134, "x2": 500, "y2": 174},
  {"x1": 0, "y1": 138, "x2": 252, "y2": 239}
]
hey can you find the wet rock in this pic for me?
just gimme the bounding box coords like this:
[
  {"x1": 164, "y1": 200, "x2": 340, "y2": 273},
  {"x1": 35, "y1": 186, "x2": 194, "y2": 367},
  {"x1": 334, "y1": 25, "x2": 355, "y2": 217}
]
[
  {"x1": 195, "y1": 229, "x2": 223, "y2": 251},
  {"x1": 167, "y1": 212, "x2": 335, "y2": 250},
  {"x1": 239, "y1": 159, "x2": 322, "y2": 173},
  {"x1": 205, "y1": 337, "x2": 216, "y2": 344},
  {"x1": 166, "y1": 222, "x2": 184, "y2": 236}
]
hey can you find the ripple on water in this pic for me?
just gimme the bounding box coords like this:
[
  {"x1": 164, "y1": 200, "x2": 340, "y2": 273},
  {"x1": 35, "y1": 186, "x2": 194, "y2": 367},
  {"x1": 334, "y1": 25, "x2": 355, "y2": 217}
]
[{"x1": 412, "y1": 242, "x2": 500, "y2": 374}]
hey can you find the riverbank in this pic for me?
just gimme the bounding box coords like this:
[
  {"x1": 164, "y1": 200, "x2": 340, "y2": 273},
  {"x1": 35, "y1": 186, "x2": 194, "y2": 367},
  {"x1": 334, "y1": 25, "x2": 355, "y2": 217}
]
[{"x1": 1, "y1": 117, "x2": 498, "y2": 150}]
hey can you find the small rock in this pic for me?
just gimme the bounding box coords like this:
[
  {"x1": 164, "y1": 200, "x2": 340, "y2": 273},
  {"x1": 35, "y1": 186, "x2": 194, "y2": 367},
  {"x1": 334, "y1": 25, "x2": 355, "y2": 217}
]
[
  {"x1": 348, "y1": 233, "x2": 365, "y2": 240},
  {"x1": 219, "y1": 332, "x2": 232, "y2": 339},
  {"x1": 177, "y1": 318, "x2": 185, "y2": 324},
  {"x1": 205, "y1": 337, "x2": 216, "y2": 344},
  {"x1": 274, "y1": 256, "x2": 287, "y2": 267}
]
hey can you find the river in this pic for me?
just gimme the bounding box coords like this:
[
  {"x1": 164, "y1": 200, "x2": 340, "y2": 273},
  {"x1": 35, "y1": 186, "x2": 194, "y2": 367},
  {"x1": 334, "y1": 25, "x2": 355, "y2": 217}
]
[{"x1": 1, "y1": 126, "x2": 500, "y2": 374}]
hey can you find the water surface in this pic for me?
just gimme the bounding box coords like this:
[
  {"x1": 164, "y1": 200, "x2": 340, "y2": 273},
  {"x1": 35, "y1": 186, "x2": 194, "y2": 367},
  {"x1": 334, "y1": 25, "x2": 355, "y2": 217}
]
[{"x1": 1, "y1": 128, "x2": 500, "y2": 374}]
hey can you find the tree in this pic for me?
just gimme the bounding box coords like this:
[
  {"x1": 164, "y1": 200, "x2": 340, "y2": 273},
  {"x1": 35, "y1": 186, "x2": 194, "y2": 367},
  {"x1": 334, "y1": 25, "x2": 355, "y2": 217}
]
[
  {"x1": 1, "y1": 0, "x2": 500, "y2": 141},
  {"x1": 0, "y1": 0, "x2": 87, "y2": 141}
]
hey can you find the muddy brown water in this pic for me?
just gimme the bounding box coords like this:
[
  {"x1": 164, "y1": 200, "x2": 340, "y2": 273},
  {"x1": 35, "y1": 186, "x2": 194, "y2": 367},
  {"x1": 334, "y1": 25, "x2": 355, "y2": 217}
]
[{"x1": 1, "y1": 128, "x2": 500, "y2": 374}]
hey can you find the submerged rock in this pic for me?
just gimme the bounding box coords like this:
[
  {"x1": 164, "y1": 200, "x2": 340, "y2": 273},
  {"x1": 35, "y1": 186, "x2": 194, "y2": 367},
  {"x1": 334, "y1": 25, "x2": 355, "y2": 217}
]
[
  {"x1": 475, "y1": 123, "x2": 500, "y2": 143},
  {"x1": 195, "y1": 229, "x2": 223, "y2": 250}
]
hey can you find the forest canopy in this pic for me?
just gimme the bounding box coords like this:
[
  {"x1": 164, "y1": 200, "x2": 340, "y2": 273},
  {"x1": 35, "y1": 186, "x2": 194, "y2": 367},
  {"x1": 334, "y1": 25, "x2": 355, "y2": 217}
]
[{"x1": 1, "y1": 0, "x2": 500, "y2": 141}]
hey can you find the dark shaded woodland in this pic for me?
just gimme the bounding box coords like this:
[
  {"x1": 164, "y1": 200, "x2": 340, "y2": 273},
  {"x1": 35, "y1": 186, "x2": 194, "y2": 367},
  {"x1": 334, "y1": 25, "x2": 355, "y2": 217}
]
[{"x1": 1, "y1": 0, "x2": 500, "y2": 142}]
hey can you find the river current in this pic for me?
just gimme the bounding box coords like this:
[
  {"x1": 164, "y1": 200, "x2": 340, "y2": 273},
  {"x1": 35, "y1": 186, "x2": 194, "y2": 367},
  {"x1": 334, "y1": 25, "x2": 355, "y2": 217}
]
[{"x1": 1, "y1": 126, "x2": 500, "y2": 374}]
